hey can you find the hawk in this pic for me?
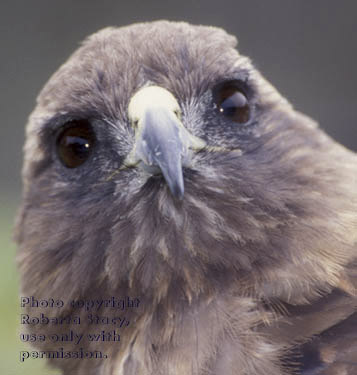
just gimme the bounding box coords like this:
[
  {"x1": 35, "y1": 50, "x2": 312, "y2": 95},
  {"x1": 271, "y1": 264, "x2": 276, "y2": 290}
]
[{"x1": 16, "y1": 21, "x2": 357, "y2": 375}]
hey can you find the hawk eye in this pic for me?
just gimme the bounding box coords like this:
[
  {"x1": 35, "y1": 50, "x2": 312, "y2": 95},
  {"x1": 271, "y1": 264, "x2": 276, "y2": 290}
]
[
  {"x1": 56, "y1": 120, "x2": 95, "y2": 168},
  {"x1": 214, "y1": 81, "x2": 250, "y2": 123}
]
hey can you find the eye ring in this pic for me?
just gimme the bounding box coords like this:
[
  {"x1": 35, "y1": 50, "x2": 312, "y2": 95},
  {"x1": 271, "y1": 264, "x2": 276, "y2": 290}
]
[
  {"x1": 213, "y1": 80, "x2": 251, "y2": 124},
  {"x1": 56, "y1": 119, "x2": 96, "y2": 168}
]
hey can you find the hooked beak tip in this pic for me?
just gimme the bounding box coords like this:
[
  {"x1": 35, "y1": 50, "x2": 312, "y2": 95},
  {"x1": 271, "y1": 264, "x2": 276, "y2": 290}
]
[
  {"x1": 163, "y1": 166, "x2": 185, "y2": 200},
  {"x1": 170, "y1": 181, "x2": 185, "y2": 200}
]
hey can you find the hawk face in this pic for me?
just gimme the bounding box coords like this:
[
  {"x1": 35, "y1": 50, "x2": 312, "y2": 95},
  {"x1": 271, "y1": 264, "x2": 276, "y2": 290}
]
[{"x1": 16, "y1": 23, "x2": 357, "y2": 374}]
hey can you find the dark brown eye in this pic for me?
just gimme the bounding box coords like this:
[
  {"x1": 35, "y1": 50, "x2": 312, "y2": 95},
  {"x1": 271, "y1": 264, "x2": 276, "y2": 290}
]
[
  {"x1": 56, "y1": 120, "x2": 95, "y2": 168},
  {"x1": 214, "y1": 81, "x2": 250, "y2": 123}
]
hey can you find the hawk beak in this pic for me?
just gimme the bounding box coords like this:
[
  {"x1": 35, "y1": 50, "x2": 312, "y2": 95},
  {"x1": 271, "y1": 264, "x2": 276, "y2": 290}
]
[
  {"x1": 126, "y1": 86, "x2": 205, "y2": 199},
  {"x1": 136, "y1": 106, "x2": 186, "y2": 199}
]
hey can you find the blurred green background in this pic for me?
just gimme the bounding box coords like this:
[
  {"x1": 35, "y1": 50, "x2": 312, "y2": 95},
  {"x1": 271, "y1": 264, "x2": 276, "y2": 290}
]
[{"x1": 1, "y1": 0, "x2": 356, "y2": 374}]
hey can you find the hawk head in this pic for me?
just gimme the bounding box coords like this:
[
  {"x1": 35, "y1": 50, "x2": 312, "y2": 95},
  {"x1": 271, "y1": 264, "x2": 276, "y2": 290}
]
[{"x1": 15, "y1": 21, "x2": 357, "y2": 375}]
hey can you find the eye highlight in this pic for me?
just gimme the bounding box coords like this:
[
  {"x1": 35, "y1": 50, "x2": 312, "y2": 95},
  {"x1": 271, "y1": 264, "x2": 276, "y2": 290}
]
[
  {"x1": 213, "y1": 81, "x2": 250, "y2": 124},
  {"x1": 56, "y1": 120, "x2": 95, "y2": 168}
]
